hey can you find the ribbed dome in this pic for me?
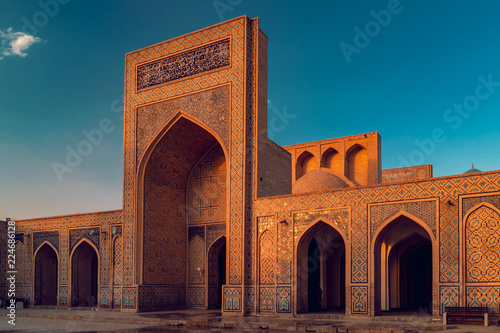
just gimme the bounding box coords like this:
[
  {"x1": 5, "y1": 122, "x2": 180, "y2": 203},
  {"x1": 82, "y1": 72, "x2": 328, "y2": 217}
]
[
  {"x1": 293, "y1": 170, "x2": 349, "y2": 194},
  {"x1": 464, "y1": 164, "x2": 482, "y2": 174}
]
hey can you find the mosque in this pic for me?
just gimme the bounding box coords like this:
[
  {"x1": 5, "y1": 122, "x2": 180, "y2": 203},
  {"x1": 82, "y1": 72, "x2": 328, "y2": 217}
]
[{"x1": 3, "y1": 16, "x2": 500, "y2": 320}]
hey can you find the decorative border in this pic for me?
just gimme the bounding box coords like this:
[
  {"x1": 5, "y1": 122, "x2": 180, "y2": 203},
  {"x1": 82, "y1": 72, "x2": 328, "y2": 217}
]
[{"x1": 136, "y1": 38, "x2": 231, "y2": 91}]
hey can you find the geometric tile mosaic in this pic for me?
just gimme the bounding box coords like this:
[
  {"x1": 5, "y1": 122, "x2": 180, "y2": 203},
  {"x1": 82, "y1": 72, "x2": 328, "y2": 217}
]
[
  {"x1": 465, "y1": 205, "x2": 500, "y2": 282},
  {"x1": 467, "y1": 286, "x2": 500, "y2": 313},
  {"x1": 351, "y1": 286, "x2": 368, "y2": 314},
  {"x1": 440, "y1": 286, "x2": 459, "y2": 314}
]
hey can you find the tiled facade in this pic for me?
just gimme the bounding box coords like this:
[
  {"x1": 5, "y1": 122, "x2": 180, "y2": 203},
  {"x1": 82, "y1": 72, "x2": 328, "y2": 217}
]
[{"x1": 3, "y1": 16, "x2": 500, "y2": 320}]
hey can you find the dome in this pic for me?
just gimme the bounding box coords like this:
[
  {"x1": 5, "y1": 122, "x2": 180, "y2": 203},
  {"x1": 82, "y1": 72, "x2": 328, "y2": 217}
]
[
  {"x1": 293, "y1": 170, "x2": 349, "y2": 194},
  {"x1": 464, "y1": 164, "x2": 482, "y2": 174}
]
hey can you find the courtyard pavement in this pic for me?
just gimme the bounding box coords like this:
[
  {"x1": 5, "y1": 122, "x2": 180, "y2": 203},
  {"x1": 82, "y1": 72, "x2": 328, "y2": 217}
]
[{"x1": 0, "y1": 307, "x2": 498, "y2": 332}]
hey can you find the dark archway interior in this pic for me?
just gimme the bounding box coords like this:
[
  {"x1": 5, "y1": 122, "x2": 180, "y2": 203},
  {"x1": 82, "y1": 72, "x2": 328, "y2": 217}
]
[
  {"x1": 404, "y1": 243, "x2": 432, "y2": 310},
  {"x1": 207, "y1": 237, "x2": 226, "y2": 309},
  {"x1": 297, "y1": 222, "x2": 346, "y2": 313},
  {"x1": 35, "y1": 244, "x2": 58, "y2": 305},
  {"x1": 72, "y1": 242, "x2": 98, "y2": 306},
  {"x1": 375, "y1": 216, "x2": 433, "y2": 314},
  {"x1": 307, "y1": 238, "x2": 321, "y2": 312}
]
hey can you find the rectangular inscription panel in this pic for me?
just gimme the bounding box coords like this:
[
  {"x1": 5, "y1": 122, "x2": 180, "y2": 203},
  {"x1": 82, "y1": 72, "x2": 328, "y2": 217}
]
[{"x1": 137, "y1": 39, "x2": 230, "y2": 91}]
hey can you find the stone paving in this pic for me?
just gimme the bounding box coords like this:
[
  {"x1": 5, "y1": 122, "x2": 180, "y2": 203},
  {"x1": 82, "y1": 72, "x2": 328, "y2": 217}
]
[{"x1": 0, "y1": 308, "x2": 498, "y2": 332}]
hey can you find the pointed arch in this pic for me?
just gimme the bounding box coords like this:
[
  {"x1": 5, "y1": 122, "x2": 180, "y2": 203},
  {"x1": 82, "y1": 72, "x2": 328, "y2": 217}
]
[
  {"x1": 321, "y1": 147, "x2": 340, "y2": 173},
  {"x1": 463, "y1": 203, "x2": 500, "y2": 283},
  {"x1": 295, "y1": 219, "x2": 347, "y2": 314},
  {"x1": 371, "y1": 212, "x2": 435, "y2": 315},
  {"x1": 345, "y1": 143, "x2": 368, "y2": 185},
  {"x1": 296, "y1": 151, "x2": 316, "y2": 180},
  {"x1": 70, "y1": 239, "x2": 99, "y2": 307},
  {"x1": 34, "y1": 242, "x2": 59, "y2": 305},
  {"x1": 135, "y1": 111, "x2": 229, "y2": 288},
  {"x1": 138, "y1": 111, "x2": 228, "y2": 172},
  {"x1": 372, "y1": 211, "x2": 436, "y2": 245}
]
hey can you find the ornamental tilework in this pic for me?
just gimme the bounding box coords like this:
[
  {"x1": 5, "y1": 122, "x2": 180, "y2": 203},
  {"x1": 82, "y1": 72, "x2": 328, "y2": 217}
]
[
  {"x1": 152, "y1": 286, "x2": 186, "y2": 308},
  {"x1": 440, "y1": 198, "x2": 459, "y2": 283},
  {"x1": 187, "y1": 287, "x2": 205, "y2": 307},
  {"x1": 59, "y1": 286, "x2": 68, "y2": 306},
  {"x1": 69, "y1": 228, "x2": 100, "y2": 252},
  {"x1": 99, "y1": 287, "x2": 109, "y2": 308},
  {"x1": 33, "y1": 231, "x2": 59, "y2": 253},
  {"x1": 113, "y1": 287, "x2": 122, "y2": 308},
  {"x1": 136, "y1": 87, "x2": 230, "y2": 167},
  {"x1": 137, "y1": 38, "x2": 230, "y2": 91},
  {"x1": 293, "y1": 208, "x2": 349, "y2": 241},
  {"x1": 369, "y1": 200, "x2": 437, "y2": 238},
  {"x1": 125, "y1": 17, "x2": 249, "y2": 287},
  {"x1": 113, "y1": 236, "x2": 123, "y2": 286},
  {"x1": 223, "y1": 286, "x2": 242, "y2": 312},
  {"x1": 351, "y1": 286, "x2": 368, "y2": 314},
  {"x1": 276, "y1": 286, "x2": 291, "y2": 313},
  {"x1": 244, "y1": 17, "x2": 257, "y2": 288},
  {"x1": 259, "y1": 287, "x2": 274, "y2": 312},
  {"x1": 465, "y1": 205, "x2": 500, "y2": 282},
  {"x1": 188, "y1": 144, "x2": 226, "y2": 225},
  {"x1": 206, "y1": 224, "x2": 225, "y2": 248},
  {"x1": 259, "y1": 229, "x2": 275, "y2": 285},
  {"x1": 15, "y1": 241, "x2": 26, "y2": 285},
  {"x1": 244, "y1": 287, "x2": 255, "y2": 312},
  {"x1": 277, "y1": 219, "x2": 292, "y2": 284},
  {"x1": 14, "y1": 210, "x2": 121, "y2": 301},
  {"x1": 467, "y1": 286, "x2": 500, "y2": 313},
  {"x1": 112, "y1": 225, "x2": 122, "y2": 237},
  {"x1": 439, "y1": 286, "x2": 459, "y2": 314},
  {"x1": 463, "y1": 194, "x2": 500, "y2": 218},
  {"x1": 122, "y1": 287, "x2": 136, "y2": 309},
  {"x1": 138, "y1": 286, "x2": 152, "y2": 309}
]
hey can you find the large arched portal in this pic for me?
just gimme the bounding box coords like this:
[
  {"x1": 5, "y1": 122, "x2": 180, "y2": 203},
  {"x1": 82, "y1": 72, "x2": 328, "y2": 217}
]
[
  {"x1": 140, "y1": 115, "x2": 227, "y2": 309},
  {"x1": 297, "y1": 221, "x2": 346, "y2": 313},
  {"x1": 34, "y1": 243, "x2": 58, "y2": 305},
  {"x1": 374, "y1": 215, "x2": 433, "y2": 314},
  {"x1": 71, "y1": 241, "x2": 98, "y2": 307}
]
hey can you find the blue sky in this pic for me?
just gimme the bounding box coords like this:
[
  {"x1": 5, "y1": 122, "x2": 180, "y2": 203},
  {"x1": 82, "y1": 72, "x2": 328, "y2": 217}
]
[{"x1": 1, "y1": 0, "x2": 500, "y2": 219}]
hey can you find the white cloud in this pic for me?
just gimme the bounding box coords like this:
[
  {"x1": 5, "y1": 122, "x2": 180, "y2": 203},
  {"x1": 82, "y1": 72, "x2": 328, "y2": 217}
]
[{"x1": 0, "y1": 27, "x2": 41, "y2": 60}]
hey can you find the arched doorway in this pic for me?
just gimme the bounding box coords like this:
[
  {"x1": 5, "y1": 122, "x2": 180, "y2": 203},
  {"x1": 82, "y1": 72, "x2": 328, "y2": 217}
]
[
  {"x1": 138, "y1": 114, "x2": 228, "y2": 309},
  {"x1": 297, "y1": 221, "x2": 346, "y2": 313},
  {"x1": 374, "y1": 215, "x2": 433, "y2": 314},
  {"x1": 71, "y1": 240, "x2": 98, "y2": 307},
  {"x1": 34, "y1": 243, "x2": 58, "y2": 305},
  {"x1": 207, "y1": 236, "x2": 226, "y2": 309}
]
